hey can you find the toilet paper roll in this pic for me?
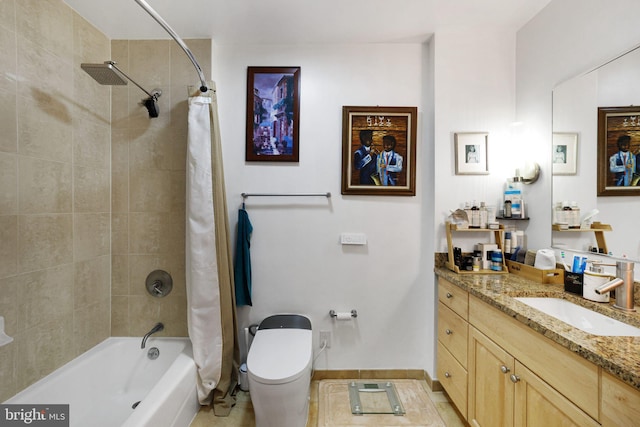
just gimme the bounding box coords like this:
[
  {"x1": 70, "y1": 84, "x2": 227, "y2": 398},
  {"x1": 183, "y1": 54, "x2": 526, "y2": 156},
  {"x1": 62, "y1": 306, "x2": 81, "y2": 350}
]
[
  {"x1": 335, "y1": 312, "x2": 353, "y2": 320},
  {"x1": 534, "y1": 249, "x2": 556, "y2": 270}
]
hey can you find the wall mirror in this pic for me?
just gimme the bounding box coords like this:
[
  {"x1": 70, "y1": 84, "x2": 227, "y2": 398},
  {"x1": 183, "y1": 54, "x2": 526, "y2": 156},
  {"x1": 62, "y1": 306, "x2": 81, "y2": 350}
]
[{"x1": 552, "y1": 44, "x2": 640, "y2": 262}]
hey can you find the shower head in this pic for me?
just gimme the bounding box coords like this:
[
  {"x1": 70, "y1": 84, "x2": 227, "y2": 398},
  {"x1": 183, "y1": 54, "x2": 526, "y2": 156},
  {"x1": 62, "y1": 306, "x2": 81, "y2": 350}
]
[
  {"x1": 81, "y1": 60, "x2": 162, "y2": 119},
  {"x1": 81, "y1": 61, "x2": 128, "y2": 85}
]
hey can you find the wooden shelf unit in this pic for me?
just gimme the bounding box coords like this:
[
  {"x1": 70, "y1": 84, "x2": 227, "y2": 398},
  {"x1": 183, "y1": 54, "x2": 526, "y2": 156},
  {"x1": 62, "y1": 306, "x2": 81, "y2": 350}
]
[
  {"x1": 552, "y1": 221, "x2": 612, "y2": 254},
  {"x1": 445, "y1": 222, "x2": 507, "y2": 274}
]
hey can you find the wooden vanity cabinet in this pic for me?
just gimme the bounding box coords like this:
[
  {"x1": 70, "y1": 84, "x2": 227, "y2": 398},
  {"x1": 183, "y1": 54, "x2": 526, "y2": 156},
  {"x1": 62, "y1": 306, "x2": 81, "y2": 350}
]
[
  {"x1": 468, "y1": 326, "x2": 599, "y2": 427},
  {"x1": 437, "y1": 278, "x2": 469, "y2": 419},
  {"x1": 601, "y1": 371, "x2": 640, "y2": 426}
]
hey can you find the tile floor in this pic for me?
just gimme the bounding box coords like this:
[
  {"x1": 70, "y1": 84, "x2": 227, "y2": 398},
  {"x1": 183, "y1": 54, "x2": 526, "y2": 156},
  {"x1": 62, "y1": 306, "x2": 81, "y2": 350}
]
[{"x1": 189, "y1": 380, "x2": 465, "y2": 426}]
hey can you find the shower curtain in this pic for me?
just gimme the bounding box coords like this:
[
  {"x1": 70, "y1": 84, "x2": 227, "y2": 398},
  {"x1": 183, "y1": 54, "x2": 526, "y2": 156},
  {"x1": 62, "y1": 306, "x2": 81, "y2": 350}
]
[{"x1": 186, "y1": 83, "x2": 239, "y2": 415}]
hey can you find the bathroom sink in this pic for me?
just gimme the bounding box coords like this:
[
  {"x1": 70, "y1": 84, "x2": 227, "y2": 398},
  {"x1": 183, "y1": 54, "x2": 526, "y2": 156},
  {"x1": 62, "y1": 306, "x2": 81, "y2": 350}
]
[{"x1": 514, "y1": 297, "x2": 640, "y2": 336}]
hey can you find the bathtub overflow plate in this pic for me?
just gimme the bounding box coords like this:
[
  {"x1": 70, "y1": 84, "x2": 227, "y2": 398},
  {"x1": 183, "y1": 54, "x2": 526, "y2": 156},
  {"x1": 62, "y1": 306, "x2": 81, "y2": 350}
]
[{"x1": 147, "y1": 347, "x2": 160, "y2": 360}]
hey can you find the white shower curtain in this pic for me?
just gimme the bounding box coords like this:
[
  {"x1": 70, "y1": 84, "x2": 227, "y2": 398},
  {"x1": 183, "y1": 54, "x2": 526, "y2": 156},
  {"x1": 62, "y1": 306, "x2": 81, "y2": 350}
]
[{"x1": 186, "y1": 83, "x2": 239, "y2": 413}]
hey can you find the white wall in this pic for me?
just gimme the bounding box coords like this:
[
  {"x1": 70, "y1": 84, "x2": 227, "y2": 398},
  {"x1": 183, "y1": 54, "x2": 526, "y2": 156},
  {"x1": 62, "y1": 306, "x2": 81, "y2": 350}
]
[
  {"x1": 517, "y1": 0, "x2": 640, "y2": 272},
  {"x1": 211, "y1": 27, "x2": 525, "y2": 376}
]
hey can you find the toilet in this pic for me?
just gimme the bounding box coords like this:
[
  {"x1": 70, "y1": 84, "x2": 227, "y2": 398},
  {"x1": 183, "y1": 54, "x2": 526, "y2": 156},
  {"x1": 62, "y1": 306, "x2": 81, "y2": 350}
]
[{"x1": 247, "y1": 314, "x2": 313, "y2": 427}]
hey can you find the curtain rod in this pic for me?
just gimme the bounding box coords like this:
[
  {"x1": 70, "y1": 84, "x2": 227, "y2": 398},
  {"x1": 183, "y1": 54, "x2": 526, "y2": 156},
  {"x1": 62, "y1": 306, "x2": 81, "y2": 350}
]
[{"x1": 241, "y1": 192, "x2": 331, "y2": 199}]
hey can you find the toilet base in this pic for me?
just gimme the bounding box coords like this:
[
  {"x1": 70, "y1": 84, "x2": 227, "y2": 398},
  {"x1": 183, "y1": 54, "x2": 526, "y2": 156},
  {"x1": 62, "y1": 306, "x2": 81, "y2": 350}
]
[{"x1": 249, "y1": 370, "x2": 311, "y2": 427}]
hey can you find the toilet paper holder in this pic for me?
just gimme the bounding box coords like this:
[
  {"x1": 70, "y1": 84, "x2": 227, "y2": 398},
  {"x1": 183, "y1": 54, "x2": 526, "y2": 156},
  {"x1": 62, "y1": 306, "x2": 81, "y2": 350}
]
[{"x1": 329, "y1": 309, "x2": 358, "y2": 319}]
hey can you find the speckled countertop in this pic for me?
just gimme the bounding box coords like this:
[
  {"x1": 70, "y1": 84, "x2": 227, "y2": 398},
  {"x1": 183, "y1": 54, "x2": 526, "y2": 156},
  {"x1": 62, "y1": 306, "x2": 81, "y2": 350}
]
[{"x1": 435, "y1": 267, "x2": 640, "y2": 391}]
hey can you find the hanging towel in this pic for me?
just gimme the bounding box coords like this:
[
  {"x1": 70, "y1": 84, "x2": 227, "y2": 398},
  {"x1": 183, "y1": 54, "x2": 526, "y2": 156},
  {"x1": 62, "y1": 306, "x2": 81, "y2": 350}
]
[{"x1": 234, "y1": 208, "x2": 253, "y2": 306}]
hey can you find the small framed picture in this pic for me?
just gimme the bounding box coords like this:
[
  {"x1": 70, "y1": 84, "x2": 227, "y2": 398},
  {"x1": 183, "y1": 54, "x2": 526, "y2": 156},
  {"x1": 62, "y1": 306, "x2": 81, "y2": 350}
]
[
  {"x1": 245, "y1": 66, "x2": 300, "y2": 162},
  {"x1": 341, "y1": 106, "x2": 417, "y2": 196},
  {"x1": 597, "y1": 106, "x2": 640, "y2": 196},
  {"x1": 552, "y1": 132, "x2": 578, "y2": 175},
  {"x1": 454, "y1": 132, "x2": 489, "y2": 175}
]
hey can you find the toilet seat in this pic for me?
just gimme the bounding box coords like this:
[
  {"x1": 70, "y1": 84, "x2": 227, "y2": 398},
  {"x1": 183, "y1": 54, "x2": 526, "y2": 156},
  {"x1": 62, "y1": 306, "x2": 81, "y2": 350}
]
[{"x1": 248, "y1": 328, "x2": 312, "y2": 385}]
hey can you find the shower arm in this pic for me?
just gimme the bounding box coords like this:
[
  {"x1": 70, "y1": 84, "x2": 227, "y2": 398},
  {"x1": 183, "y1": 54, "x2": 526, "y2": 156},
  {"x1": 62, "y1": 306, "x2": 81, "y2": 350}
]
[
  {"x1": 134, "y1": 0, "x2": 208, "y2": 93},
  {"x1": 107, "y1": 61, "x2": 157, "y2": 99}
]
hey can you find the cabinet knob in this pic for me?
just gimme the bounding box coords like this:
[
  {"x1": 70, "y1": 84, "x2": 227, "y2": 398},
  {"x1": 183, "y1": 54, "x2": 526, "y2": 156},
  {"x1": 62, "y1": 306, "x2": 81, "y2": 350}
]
[
  {"x1": 444, "y1": 372, "x2": 451, "y2": 378},
  {"x1": 510, "y1": 374, "x2": 520, "y2": 383},
  {"x1": 445, "y1": 329, "x2": 453, "y2": 335},
  {"x1": 500, "y1": 365, "x2": 510, "y2": 374},
  {"x1": 446, "y1": 292, "x2": 453, "y2": 299}
]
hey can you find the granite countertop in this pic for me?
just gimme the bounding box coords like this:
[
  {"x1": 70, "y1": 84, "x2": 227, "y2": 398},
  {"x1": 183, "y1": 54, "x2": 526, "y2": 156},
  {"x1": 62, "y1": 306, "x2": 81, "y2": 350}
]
[{"x1": 435, "y1": 267, "x2": 640, "y2": 391}]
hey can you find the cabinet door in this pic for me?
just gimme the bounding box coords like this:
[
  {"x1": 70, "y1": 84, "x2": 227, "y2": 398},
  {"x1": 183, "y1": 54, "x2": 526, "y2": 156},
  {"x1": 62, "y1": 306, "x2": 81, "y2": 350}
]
[
  {"x1": 468, "y1": 327, "x2": 515, "y2": 427},
  {"x1": 438, "y1": 302, "x2": 468, "y2": 366},
  {"x1": 601, "y1": 371, "x2": 640, "y2": 427},
  {"x1": 437, "y1": 341, "x2": 468, "y2": 420},
  {"x1": 513, "y1": 361, "x2": 599, "y2": 427}
]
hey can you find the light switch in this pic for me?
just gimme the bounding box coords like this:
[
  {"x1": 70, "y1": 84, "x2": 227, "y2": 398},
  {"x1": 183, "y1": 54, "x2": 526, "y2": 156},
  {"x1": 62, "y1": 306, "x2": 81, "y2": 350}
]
[{"x1": 340, "y1": 233, "x2": 367, "y2": 245}]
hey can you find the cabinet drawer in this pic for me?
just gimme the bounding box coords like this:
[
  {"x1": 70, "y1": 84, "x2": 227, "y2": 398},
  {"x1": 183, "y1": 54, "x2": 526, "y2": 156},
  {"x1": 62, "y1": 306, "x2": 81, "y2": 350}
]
[
  {"x1": 602, "y1": 371, "x2": 640, "y2": 426},
  {"x1": 437, "y1": 341, "x2": 468, "y2": 420},
  {"x1": 469, "y1": 295, "x2": 599, "y2": 420},
  {"x1": 438, "y1": 302, "x2": 468, "y2": 367},
  {"x1": 438, "y1": 278, "x2": 468, "y2": 319}
]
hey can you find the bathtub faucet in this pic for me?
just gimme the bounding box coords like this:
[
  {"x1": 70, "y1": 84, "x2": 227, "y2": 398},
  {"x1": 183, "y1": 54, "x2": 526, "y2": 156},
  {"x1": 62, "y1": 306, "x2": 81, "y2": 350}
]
[{"x1": 141, "y1": 322, "x2": 164, "y2": 349}]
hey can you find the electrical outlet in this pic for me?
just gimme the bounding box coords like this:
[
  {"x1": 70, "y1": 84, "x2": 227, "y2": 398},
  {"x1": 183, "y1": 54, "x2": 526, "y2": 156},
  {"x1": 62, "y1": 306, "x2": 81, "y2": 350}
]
[{"x1": 319, "y1": 330, "x2": 331, "y2": 348}]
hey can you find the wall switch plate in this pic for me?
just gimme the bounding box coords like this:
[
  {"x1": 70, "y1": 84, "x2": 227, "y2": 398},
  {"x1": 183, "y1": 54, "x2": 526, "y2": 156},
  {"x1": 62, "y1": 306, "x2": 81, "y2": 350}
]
[
  {"x1": 340, "y1": 233, "x2": 367, "y2": 245},
  {"x1": 319, "y1": 330, "x2": 331, "y2": 348}
]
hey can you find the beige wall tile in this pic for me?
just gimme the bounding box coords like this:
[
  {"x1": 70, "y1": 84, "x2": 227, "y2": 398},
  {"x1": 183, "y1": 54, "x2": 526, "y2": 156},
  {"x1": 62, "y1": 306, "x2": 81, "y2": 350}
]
[
  {"x1": 0, "y1": 274, "x2": 18, "y2": 336},
  {"x1": 16, "y1": 36, "x2": 73, "y2": 101},
  {"x1": 73, "y1": 301, "x2": 110, "y2": 355},
  {"x1": 128, "y1": 254, "x2": 184, "y2": 297},
  {"x1": 129, "y1": 212, "x2": 185, "y2": 254},
  {"x1": 74, "y1": 166, "x2": 110, "y2": 212},
  {"x1": 74, "y1": 255, "x2": 110, "y2": 309},
  {"x1": 0, "y1": 344, "x2": 16, "y2": 401},
  {"x1": 16, "y1": 265, "x2": 73, "y2": 331},
  {"x1": 15, "y1": 315, "x2": 74, "y2": 391},
  {"x1": 130, "y1": 169, "x2": 185, "y2": 213},
  {"x1": 111, "y1": 255, "x2": 129, "y2": 296},
  {"x1": 18, "y1": 214, "x2": 72, "y2": 273},
  {"x1": 128, "y1": 295, "x2": 161, "y2": 336},
  {"x1": 0, "y1": 0, "x2": 16, "y2": 33},
  {"x1": 111, "y1": 295, "x2": 129, "y2": 336},
  {"x1": 111, "y1": 214, "x2": 129, "y2": 254},
  {"x1": 15, "y1": 0, "x2": 73, "y2": 62},
  {"x1": 73, "y1": 213, "x2": 110, "y2": 261},
  {"x1": 0, "y1": 89, "x2": 17, "y2": 153},
  {"x1": 0, "y1": 216, "x2": 18, "y2": 279},
  {"x1": 72, "y1": 11, "x2": 110, "y2": 64},
  {"x1": 158, "y1": 295, "x2": 188, "y2": 336},
  {"x1": 0, "y1": 17, "x2": 17, "y2": 96},
  {"x1": 16, "y1": 92, "x2": 72, "y2": 163},
  {"x1": 73, "y1": 119, "x2": 111, "y2": 168},
  {"x1": 19, "y1": 156, "x2": 72, "y2": 214},
  {"x1": 0, "y1": 152, "x2": 17, "y2": 214}
]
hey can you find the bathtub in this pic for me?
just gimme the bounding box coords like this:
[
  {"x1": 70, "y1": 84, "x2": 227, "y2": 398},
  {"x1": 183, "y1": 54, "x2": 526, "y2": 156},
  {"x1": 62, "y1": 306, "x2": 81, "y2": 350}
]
[{"x1": 5, "y1": 337, "x2": 200, "y2": 427}]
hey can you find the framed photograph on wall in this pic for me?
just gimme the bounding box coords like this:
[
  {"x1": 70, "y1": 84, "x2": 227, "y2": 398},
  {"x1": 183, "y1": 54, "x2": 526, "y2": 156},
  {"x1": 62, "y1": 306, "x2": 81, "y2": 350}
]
[
  {"x1": 597, "y1": 106, "x2": 640, "y2": 196},
  {"x1": 454, "y1": 132, "x2": 489, "y2": 175},
  {"x1": 246, "y1": 66, "x2": 300, "y2": 162},
  {"x1": 341, "y1": 106, "x2": 417, "y2": 196},
  {"x1": 552, "y1": 132, "x2": 578, "y2": 175}
]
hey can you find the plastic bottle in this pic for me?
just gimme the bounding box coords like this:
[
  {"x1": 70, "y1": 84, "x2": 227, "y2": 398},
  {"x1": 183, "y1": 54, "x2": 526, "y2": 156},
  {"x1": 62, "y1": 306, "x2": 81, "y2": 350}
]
[
  {"x1": 491, "y1": 250, "x2": 503, "y2": 271},
  {"x1": 480, "y1": 202, "x2": 488, "y2": 228},
  {"x1": 504, "y1": 178, "x2": 523, "y2": 218},
  {"x1": 470, "y1": 201, "x2": 480, "y2": 228}
]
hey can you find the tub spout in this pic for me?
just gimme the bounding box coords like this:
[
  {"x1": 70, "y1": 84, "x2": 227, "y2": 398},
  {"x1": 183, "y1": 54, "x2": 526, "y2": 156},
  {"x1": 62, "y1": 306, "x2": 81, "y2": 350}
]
[{"x1": 141, "y1": 322, "x2": 164, "y2": 349}]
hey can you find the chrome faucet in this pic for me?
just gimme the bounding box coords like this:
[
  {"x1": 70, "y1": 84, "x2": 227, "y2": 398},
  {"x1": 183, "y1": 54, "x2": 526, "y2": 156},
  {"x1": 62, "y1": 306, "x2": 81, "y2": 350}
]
[
  {"x1": 595, "y1": 261, "x2": 636, "y2": 312},
  {"x1": 141, "y1": 322, "x2": 164, "y2": 349}
]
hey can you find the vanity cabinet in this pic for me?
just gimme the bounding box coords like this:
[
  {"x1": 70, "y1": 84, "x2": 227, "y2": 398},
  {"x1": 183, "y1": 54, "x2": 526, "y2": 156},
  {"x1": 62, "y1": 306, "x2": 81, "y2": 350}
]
[
  {"x1": 468, "y1": 326, "x2": 599, "y2": 427},
  {"x1": 601, "y1": 371, "x2": 640, "y2": 426},
  {"x1": 437, "y1": 276, "x2": 606, "y2": 426},
  {"x1": 437, "y1": 278, "x2": 469, "y2": 419}
]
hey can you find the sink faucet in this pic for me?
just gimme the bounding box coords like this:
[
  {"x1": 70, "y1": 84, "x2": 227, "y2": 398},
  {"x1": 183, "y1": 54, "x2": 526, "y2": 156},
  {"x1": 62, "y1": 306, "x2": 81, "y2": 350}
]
[
  {"x1": 595, "y1": 261, "x2": 636, "y2": 312},
  {"x1": 141, "y1": 322, "x2": 164, "y2": 349}
]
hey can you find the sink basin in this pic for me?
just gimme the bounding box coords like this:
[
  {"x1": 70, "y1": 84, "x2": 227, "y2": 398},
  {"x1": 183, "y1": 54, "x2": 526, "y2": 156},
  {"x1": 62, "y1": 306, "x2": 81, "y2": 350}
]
[{"x1": 514, "y1": 297, "x2": 640, "y2": 336}]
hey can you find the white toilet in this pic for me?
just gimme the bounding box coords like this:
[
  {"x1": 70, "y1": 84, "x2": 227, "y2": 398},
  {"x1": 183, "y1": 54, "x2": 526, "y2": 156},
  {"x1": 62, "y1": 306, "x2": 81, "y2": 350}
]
[{"x1": 247, "y1": 314, "x2": 313, "y2": 427}]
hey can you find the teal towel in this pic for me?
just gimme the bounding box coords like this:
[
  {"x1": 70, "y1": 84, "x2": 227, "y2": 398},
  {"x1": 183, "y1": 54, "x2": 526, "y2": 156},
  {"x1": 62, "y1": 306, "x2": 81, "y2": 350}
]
[{"x1": 234, "y1": 208, "x2": 253, "y2": 306}]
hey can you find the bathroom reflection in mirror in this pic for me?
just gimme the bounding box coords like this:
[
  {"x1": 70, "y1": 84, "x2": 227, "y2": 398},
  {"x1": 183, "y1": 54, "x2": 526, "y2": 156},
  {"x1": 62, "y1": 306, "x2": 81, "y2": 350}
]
[{"x1": 552, "y1": 44, "x2": 640, "y2": 261}]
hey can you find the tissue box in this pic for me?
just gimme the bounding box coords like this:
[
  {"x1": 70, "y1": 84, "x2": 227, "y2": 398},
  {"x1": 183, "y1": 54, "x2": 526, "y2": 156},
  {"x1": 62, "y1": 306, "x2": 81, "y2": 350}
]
[{"x1": 564, "y1": 272, "x2": 583, "y2": 295}]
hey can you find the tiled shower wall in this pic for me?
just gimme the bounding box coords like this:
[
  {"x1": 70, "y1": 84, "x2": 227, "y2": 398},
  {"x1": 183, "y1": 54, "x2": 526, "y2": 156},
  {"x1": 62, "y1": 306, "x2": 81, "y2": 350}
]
[
  {"x1": 110, "y1": 38, "x2": 211, "y2": 338},
  {"x1": 0, "y1": 0, "x2": 111, "y2": 400},
  {"x1": 0, "y1": 0, "x2": 211, "y2": 401}
]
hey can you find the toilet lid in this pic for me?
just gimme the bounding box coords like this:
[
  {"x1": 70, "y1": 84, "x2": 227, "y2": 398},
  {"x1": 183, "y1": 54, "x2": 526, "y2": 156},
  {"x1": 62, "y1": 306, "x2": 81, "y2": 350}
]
[{"x1": 247, "y1": 329, "x2": 312, "y2": 384}]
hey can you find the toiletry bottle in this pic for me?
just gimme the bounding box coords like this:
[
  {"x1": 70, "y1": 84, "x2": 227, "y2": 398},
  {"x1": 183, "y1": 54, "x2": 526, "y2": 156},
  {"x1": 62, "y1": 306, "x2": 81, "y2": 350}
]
[
  {"x1": 504, "y1": 178, "x2": 523, "y2": 218},
  {"x1": 470, "y1": 201, "x2": 480, "y2": 228},
  {"x1": 480, "y1": 202, "x2": 488, "y2": 228},
  {"x1": 491, "y1": 250, "x2": 503, "y2": 271},
  {"x1": 464, "y1": 201, "x2": 471, "y2": 225},
  {"x1": 504, "y1": 232, "x2": 512, "y2": 255},
  {"x1": 504, "y1": 200, "x2": 512, "y2": 218}
]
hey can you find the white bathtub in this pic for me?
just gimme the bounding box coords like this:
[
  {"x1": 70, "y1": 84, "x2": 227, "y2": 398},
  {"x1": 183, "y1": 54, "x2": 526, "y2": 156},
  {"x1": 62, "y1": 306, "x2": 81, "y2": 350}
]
[{"x1": 5, "y1": 337, "x2": 200, "y2": 427}]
